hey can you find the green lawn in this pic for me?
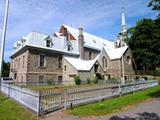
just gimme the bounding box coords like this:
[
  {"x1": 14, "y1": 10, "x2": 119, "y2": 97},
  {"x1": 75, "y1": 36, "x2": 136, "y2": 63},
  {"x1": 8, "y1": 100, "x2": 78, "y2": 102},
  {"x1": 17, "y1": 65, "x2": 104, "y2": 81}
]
[
  {"x1": 20, "y1": 83, "x2": 117, "y2": 91},
  {"x1": 0, "y1": 93, "x2": 39, "y2": 120},
  {"x1": 68, "y1": 85, "x2": 160, "y2": 117}
]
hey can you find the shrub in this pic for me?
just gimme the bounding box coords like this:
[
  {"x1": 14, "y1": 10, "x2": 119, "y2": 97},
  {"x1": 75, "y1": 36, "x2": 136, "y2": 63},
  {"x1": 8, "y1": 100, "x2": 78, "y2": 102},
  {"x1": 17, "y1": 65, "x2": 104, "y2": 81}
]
[
  {"x1": 97, "y1": 103, "x2": 105, "y2": 110},
  {"x1": 155, "y1": 67, "x2": 160, "y2": 76},
  {"x1": 74, "y1": 76, "x2": 81, "y2": 85},
  {"x1": 87, "y1": 78, "x2": 91, "y2": 84},
  {"x1": 93, "y1": 76, "x2": 98, "y2": 84},
  {"x1": 111, "y1": 77, "x2": 117, "y2": 80},
  {"x1": 47, "y1": 79, "x2": 53, "y2": 85}
]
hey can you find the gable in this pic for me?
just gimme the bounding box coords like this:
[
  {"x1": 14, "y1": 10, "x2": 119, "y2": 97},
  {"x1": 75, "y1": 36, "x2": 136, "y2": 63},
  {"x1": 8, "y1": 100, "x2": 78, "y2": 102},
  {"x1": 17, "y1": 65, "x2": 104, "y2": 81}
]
[
  {"x1": 98, "y1": 48, "x2": 110, "y2": 65},
  {"x1": 59, "y1": 25, "x2": 76, "y2": 40}
]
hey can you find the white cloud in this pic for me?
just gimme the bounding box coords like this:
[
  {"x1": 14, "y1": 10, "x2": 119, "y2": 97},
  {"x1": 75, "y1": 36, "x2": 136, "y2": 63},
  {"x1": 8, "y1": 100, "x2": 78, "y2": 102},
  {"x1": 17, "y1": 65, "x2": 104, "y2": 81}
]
[{"x1": 0, "y1": 0, "x2": 155, "y2": 61}]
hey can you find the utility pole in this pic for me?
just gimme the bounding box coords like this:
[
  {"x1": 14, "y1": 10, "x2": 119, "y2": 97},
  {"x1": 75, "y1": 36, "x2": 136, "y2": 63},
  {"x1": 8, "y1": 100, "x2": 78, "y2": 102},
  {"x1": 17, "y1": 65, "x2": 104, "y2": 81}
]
[
  {"x1": 121, "y1": 45, "x2": 125, "y2": 85},
  {"x1": 0, "y1": 0, "x2": 9, "y2": 91}
]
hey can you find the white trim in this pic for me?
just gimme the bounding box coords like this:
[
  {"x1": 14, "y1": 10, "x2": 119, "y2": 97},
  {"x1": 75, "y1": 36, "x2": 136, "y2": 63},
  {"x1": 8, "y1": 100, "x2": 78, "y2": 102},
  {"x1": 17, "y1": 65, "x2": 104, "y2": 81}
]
[{"x1": 38, "y1": 54, "x2": 46, "y2": 67}]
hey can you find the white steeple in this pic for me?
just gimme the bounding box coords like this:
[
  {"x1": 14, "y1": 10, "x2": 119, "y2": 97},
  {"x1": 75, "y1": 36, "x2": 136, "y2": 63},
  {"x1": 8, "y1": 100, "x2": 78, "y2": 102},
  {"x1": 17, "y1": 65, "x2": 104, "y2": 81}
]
[
  {"x1": 114, "y1": 7, "x2": 127, "y2": 48},
  {"x1": 121, "y1": 7, "x2": 127, "y2": 33}
]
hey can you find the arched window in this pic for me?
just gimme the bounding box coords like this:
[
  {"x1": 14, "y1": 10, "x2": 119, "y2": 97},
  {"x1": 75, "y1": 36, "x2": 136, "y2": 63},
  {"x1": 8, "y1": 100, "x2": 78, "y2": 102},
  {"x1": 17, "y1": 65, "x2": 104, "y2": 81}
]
[
  {"x1": 102, "y1": 56, "x2": 107, "y2": 68},
  {"x1": 127, "y1": 56, "x2": 131, "y2": 64}
]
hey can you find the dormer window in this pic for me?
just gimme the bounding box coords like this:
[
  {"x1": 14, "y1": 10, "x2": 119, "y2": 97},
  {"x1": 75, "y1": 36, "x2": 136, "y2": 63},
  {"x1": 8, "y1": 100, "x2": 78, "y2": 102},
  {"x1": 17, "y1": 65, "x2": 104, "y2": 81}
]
[
  {"x1": 67, "y1": 41, "x2": 72, "y2": 51},
  {"x1": 46, "y1": 40, "x2": 52, "y2": 47},
  {"x1": 45, "y1": 36, "x2": 53, "y2": 48}
]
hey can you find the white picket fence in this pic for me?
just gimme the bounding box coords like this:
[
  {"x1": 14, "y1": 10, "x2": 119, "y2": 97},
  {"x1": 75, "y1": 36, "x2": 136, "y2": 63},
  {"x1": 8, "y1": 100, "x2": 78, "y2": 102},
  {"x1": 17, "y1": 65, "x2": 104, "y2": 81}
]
[
  {"x1": 1, "y1": 83, "x2": 40, "y2": 113},
  {"x1": 0, "y1": 80, "x2": 159, "y2": 116},
  {"x1": 65, "y1": 80, "x2": 159, "y2": 109}
]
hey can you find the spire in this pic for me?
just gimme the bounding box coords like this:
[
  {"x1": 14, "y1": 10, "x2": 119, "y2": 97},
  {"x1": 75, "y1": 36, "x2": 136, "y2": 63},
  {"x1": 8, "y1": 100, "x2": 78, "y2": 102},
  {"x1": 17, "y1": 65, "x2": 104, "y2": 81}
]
[{"x1": 121, "y1": 7, "x2": 127, "y2": 33}]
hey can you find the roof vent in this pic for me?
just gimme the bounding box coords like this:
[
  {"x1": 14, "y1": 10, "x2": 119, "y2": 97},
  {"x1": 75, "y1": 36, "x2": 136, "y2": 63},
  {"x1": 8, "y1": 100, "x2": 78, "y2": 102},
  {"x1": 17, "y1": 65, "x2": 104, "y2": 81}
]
[
  {"x1": 103, "y1": 43, "x2": 106, "y2": 46},
  {"x1": 93, "y1": 39, "x2": 96, "y2": 43}
]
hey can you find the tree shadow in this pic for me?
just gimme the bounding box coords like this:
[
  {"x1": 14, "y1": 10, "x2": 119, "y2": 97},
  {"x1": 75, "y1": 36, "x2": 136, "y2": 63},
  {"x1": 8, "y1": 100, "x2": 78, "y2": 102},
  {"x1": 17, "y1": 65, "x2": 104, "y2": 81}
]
[
  {"x1": 0, "y1": 97, "x2": 8, "y2": 101},
  {"x1": 110, "y1": 112, "x2": 160, "y2": 120},
  {"x1": 0, "y1": 93, "x2": 9, "y2": 102}
]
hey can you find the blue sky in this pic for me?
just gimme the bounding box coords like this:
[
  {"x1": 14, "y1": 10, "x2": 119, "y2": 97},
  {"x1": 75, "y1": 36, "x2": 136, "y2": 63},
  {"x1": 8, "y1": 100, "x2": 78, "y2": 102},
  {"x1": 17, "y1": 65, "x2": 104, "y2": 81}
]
[{"x1": 0, "y1": 0, "x2": 157, "y2": 62}]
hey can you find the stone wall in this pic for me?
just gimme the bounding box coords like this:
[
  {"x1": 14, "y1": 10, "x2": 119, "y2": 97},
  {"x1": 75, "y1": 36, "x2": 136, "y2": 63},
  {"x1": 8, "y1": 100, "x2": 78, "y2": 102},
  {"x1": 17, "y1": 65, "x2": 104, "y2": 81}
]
[
  {"x1": 84, "y1": 47, "x2": 99, "y2": 60},
  {"x1": 10, "y1": 51, "x2": 29, "y2": 82},
  {"x1": 63, "y1": 58, "x2": 78, "y2": 85},
  {"x1": 26, "y1": 49, "x2": 63, "y2": 83}
]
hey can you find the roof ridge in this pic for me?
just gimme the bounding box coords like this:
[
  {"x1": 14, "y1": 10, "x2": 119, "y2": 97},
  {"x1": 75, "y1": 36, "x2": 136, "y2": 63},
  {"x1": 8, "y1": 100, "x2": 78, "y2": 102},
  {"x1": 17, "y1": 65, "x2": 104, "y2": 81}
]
[{"x1": 62, "y1": 24, "x2": 113, "y2": 44}]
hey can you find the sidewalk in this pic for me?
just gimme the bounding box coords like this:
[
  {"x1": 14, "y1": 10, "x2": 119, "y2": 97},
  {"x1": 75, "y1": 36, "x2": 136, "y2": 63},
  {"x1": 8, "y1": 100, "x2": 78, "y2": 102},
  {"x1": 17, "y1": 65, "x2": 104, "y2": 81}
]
[{"x1": 43, "y1": 98, "x2": 160, "y2": 120}]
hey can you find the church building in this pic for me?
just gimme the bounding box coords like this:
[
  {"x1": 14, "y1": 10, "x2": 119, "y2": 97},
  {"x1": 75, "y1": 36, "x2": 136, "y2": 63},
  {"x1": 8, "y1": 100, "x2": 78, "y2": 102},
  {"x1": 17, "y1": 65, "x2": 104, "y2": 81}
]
[{"x1": 9, "y1": 11, "x2": 136, "y2": 85}]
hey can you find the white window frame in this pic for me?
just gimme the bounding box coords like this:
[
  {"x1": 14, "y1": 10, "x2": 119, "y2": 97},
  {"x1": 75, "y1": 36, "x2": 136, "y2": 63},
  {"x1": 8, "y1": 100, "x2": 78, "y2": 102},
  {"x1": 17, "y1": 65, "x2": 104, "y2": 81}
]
[{"x1": 38, "y1": 54, "x2": 46, "y2": 67}]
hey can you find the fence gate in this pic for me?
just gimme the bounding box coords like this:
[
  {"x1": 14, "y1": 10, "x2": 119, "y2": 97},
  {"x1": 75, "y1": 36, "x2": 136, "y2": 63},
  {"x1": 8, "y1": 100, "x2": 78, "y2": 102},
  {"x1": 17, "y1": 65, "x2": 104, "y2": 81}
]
[{"x1": 39, "y1": 88, "x2": 64, "y2": 115}]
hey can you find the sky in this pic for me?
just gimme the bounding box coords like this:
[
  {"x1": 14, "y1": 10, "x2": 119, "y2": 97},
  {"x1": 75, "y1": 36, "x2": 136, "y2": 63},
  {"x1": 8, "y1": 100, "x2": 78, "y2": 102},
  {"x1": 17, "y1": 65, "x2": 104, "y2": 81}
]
[{"x1": 0, "y1": 0, "x2": 157, "y2": 62}]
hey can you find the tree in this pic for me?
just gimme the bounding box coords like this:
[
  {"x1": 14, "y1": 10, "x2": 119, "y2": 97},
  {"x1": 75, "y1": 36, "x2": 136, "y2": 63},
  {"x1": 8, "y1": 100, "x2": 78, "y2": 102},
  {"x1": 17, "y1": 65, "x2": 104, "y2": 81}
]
[
  {"x1": 2, "y1": 61, "x2": 10, "y2": 77},
  {"x1": 128, "y1": 19, "x2": 160, "y2": 71},
  {"x1": 148, "y1": 0, "x2": 160, "y2": 17}
]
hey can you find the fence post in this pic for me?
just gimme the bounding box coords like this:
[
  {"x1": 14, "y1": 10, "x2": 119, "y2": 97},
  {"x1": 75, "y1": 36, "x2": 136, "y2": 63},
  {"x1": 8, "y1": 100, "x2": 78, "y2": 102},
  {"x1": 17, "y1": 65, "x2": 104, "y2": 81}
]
[
  {"x1": 132, "y1": 84, "x2": 135, "y2": 94},
  {"x1": 64, "y1": 88, "x2": 67, "y2": 109},
  {"x1": 37, "y1": 91, "x2": 41, "y2": 116},
  {"x1": 119, "y1": 85, "x2": 121, "y2": 96},
  {"x1": 8, "y1": 83, "x2": 10, "y2": 98}
]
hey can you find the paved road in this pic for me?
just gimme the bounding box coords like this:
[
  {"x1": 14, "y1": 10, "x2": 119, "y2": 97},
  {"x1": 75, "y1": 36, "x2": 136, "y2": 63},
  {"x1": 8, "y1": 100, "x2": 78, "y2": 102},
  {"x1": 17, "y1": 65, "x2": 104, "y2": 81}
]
[{"x1": 43, "y1": 98, "x2": 160, "y2": 120}]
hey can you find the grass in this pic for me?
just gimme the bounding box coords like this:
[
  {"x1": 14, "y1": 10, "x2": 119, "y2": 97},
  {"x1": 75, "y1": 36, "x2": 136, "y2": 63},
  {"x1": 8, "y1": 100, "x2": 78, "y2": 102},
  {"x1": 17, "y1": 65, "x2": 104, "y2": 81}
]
[
  {"x1": 20, "y1": 83, "x2": 117, "y2": 91},
  {"x1": 0, "y1": 93, "x2": 39, "y2": 120},
  {"x1": 68, "y1": 85, "x2": 160, "y2": 117}
]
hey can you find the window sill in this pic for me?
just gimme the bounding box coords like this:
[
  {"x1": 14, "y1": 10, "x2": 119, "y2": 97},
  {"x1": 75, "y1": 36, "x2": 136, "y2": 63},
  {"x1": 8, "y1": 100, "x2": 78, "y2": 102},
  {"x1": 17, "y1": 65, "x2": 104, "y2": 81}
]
[{"x1": 38, "y1": 66, "x2": 46, "y2": 68}]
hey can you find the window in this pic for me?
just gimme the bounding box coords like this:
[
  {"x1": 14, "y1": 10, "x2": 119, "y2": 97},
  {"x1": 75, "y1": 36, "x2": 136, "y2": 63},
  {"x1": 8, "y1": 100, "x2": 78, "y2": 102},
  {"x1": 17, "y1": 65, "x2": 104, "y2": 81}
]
[
  {"x1": 127, "y1": 56, "x2": 131, "y2": 64},
  {"x1": 45, "y1": 36, "x2": 53, "y2": 47},
  {"x1": 102, "y1": 56, "x2": 107, "y2": 68},
  {"x1": 58, "y1": 76, "x2": 63, "y2": 84},
  {"x1": 67, "y1": 41, "x2": 72, "y2": 51},
  {"x1": 89, "y1": 52, "x2": 92, "y2": 60},
  {"x1": 39, "y1": 55, "x2": 45, "y2": 67},
  {"x1": 18, "y1": 58, "x2": 20, "y2": 68},
  {"x1": 22, "y1": 55, "x2": 25, "y2": 68},
  {"x1": 46, "y1": 40, "x2": 52, "y2": 47},
  {"x1": 94, "y1": 64, "x2": 98, "y2": 72},
  {"x1": 58, "y1": 56, "x2": 62, "y2": 68},
  {"x1": 64, "y1": 65, "x2": 66, "y2": 71},
  {"x1": 21, "y1": 76, "x2": 23, "y2": 82},
  {"x1": 39, "y1": 76, "x2": 44, "y2": 84},
  {"x1": 14, "y1": 73, "x2": 17, "y2": 80}
]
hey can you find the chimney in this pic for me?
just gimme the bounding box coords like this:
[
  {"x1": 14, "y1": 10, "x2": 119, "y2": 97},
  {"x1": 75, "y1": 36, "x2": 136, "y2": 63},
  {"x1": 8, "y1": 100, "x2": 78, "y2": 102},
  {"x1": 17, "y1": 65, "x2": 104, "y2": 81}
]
[{"x1": 78, "y1": 27, "x2": 84, "y2": 59}]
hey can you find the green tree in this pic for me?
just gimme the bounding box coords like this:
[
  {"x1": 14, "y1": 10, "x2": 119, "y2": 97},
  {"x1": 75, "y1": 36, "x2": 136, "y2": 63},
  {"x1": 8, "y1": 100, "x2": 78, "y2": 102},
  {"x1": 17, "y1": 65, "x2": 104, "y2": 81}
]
[
  {"x1": 148, "y1": 0, "x2": 160, "y2": 17},
  {"x1": 128, "y1": 19, "x2": 160, "y2": 71},
  {"x1": 2, "y1": 61, "x2": 10, "y2": 77}
]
